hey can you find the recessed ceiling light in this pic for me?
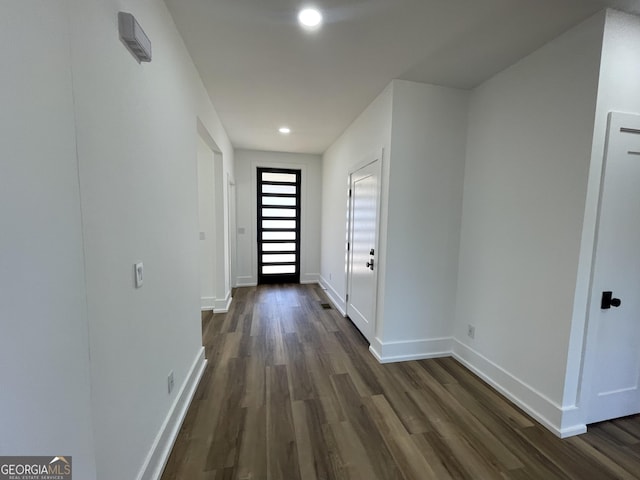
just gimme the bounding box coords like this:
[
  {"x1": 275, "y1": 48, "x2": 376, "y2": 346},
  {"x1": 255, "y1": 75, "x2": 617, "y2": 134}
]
[
  {"x1": 279, "y1": 127, "x2": 291, "y2": 134},
  {"x1": 298, "y1": 8, "x2": 323, "y2": 29}
]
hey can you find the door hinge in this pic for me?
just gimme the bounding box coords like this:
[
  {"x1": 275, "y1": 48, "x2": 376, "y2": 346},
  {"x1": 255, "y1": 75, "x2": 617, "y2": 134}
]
[
  {"x1": 347, "y1": 242, "x2": 350, "y2": 251},
  {"x1": 349, "y1": 189, "x2": 352, "y2": 197},
  {"x1": 346, "y1": 294, "x2": 349, "y2": 302}
]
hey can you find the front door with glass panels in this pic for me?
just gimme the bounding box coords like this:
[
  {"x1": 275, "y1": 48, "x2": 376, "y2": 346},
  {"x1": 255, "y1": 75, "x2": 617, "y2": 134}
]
[{"x1": 257, "y1": 168, "x2": 301, "y2": 284}]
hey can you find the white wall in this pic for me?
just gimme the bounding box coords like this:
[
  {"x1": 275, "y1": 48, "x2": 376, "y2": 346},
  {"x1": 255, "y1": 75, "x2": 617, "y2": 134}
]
[
  {"x1": 66, "y1": 0, "x2": 234, "y2": 478},
  {"x1": 377, "y1": 81, "x2": 468, "y2": 356},
  {"x1": 569, "y1": 9, "x2": 640, "y2": 430},
  {"x1": 197, "y1": 136, "x2": 216, "y2": 309},
  {"x1": 320, "y1": 81, "x2": 468, "y2": 362},
  {"x1": 0, "y1": 2, "x2": 96, "y2": 478},
  {"x1": 453, "y1": 12, "x2": 605, "y2": 436},
  {"x1": 235, "y1": 149, "x2": 322, "y2": 286},
  {"x1": 320, "y1": 85, "x2": 394, "y2": 313}
]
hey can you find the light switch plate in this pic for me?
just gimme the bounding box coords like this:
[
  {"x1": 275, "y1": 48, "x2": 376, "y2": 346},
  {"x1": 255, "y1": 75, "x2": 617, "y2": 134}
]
[{"x1": 135, "y1": 262, "x2": 144, "y2": 288}]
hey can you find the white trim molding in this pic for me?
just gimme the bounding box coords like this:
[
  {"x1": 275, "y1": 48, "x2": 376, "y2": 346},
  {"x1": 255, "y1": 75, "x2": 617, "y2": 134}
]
[
  {"x1": 235, "y1": 277, "x2": 318, "y2": 287},
  {"x1": 235, "y1": 276, "x2": 257, "y2": 287},
  {"x1": 365, "y1": 336, "x2": 587, "y2": 437},
  {"x1": 200, "y1": 297, "x2": 215, "y2": 311},
  {"x1": 300, "y1": 273, "x2": 320, "y2": 285},
  {"x1": 136, "y1": 347, "x2": 207, "y2": 480},
  {"x1": 213, "y1": 292, "x2": 232, "y2": 313},
  {"x1": 452, "y1": 340, "x2": 586, "y2": 438},
  {"x1": 558, "y1": 407, "x2": 588, "y2": 438},
  {"x1": 369, "y1": 337, "x2": 452, "y2": 363},
  {"x1": 319, "y1": 276, "x2": 346, "y2": 316}
]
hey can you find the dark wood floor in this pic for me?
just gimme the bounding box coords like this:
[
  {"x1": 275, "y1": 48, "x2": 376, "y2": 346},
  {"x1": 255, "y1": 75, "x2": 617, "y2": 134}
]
[{"x1": 161, "y1": 284, "x2": 640, "y2": 480}]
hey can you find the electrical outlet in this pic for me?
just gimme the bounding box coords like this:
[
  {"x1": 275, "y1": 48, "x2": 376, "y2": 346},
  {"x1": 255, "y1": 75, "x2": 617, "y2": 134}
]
[
  {"x1": 467, "y1": 325, "x2": 475, "y2": 339},
  {"x1": 168, "y1": 371, "x2": 174, "y2": 394}
]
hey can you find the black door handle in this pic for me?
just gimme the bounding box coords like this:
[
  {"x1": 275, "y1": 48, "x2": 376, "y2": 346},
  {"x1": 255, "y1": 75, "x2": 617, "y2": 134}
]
[
  {"x1": 601, "y1": 291, "x2": 622, "y2": 309},
  {"x1": 366, "y1": 259, "x2": 374, "y2": 271}
]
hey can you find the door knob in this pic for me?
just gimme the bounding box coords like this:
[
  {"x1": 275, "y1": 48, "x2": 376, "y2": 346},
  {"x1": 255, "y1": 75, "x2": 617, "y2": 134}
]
[
  {"x1": 601, "y1": 291, "x2": 622, "y2": 309},
  {"x1": 366, "y1": 259, "x2": 374, "y2": 271}
]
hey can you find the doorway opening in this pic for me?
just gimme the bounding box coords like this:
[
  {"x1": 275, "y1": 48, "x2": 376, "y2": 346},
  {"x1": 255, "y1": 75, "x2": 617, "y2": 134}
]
[
  {"x1": 257, "y1": 167, "x2": 301, "y2": 284},
  {"x1": 196, "y1": 136, "x2": 216, "y2": 311}
]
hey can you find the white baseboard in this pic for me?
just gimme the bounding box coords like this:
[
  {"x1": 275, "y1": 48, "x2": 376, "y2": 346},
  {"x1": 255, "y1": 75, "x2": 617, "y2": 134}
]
[
  {"x1": 236, "y1": 276, "x2": 257, "y2": 287},
  {"x1": 213, "y1": 292, "x2": 232, "y2": 313},
  {"x1": 300, "y1": 273, "x2": 320, "y2": 285},
  {"x1": 136, "y1": 347, "x2": 207, "y2": 480},
  {"x1": 557, "y1": 404, "x2": 587, "y2": 437},
  {"x1": 369, "y1": 337, "x2": 452, "y2": 363},
  {"x1": 559, "y1": 421, "x2": 587, "y2": 437},
  {"x1": 365, "y1": 336, "x2": 585, "y2": 438},
  {"x1": 202, "y1": 294, "x2": 232, "y2": 313},
  {"x1": 451, "y1": 339, "x2": 584, "y2": 438},
  {"x1": 200, "y1": 296, "x2": 215, "y2": 311},
  {"x1": 318, "y1": 276, "x2": 346, "y2": 316}
]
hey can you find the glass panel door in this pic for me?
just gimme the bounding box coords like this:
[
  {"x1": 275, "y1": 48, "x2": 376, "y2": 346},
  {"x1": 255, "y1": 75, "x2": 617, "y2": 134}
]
[{"x1": 257, "y1": 168, "x2": 301, "y2": 284}]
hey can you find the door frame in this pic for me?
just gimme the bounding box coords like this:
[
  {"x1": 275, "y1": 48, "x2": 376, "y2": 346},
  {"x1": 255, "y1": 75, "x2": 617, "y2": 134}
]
[
  {"x1": 197, "y1": 119, "x2": 232, "y2": 312},
  {"x1": 256, "y1": 167, "x2": 302, "y2": 284},
  {"x1": 344, "y1": 151, "x2": 383, "y2": 340},
  {"x1": 196, "y1": 134, "x2": 216, "y2": 311},
  {"x1": 250, "y1": 161, "x2": 309, "y2": 285}
]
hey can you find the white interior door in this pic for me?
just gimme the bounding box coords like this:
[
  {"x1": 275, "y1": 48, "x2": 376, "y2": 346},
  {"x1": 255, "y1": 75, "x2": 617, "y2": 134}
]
[
  {"x1": 586, "y1": 112, "x2": 640, "y2": 424},
  {"x1": 346, "y1": 159, "x2": 380, "y2": 343}
]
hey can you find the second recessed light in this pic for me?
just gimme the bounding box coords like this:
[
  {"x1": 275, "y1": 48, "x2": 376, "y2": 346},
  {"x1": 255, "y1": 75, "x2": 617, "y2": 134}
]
[
  {"x1": 298, "y1": 8, "x2": 323, "y2": 29},
  {"x1": 279, "y1": 127, "x2": 291, "y2": 134}
]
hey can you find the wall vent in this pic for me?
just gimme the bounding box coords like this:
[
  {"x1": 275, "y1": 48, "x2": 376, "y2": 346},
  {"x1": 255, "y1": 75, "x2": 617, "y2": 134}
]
[{"x1": 118, "y1": 12, "x2": 152, "y2": 63}]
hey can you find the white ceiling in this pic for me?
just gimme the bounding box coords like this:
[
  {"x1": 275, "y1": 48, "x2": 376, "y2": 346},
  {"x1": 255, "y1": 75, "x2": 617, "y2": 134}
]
[{"x1": 164, "y1": 0, "x2": 640, "y2": 154}]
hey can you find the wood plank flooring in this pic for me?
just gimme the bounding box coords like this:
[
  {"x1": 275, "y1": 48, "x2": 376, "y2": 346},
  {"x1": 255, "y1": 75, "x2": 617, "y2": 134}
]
[{"x1": 161, "y1": 284, "x2": 640, "y2": 479}]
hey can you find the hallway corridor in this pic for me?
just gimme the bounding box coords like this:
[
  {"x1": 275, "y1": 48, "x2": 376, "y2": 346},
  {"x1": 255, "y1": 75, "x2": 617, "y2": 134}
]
[{"x1": 161, "y1": 284, "x2": 640, "y2": 480}]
